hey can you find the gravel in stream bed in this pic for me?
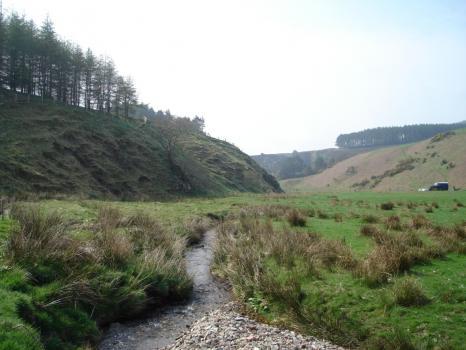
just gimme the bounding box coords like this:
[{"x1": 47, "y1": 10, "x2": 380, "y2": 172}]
[{"x1": 164, "y1": 302, "x2": 345, "y2": 350}]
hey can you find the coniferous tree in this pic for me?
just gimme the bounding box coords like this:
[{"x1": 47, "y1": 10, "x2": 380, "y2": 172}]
[
  {"x1": 83, "y1": 48, "x2": 95, "y2": 110},
  {"x1": 121, "y1": 76, "x2": 137, "y2": 118},
  {"x1": 0, "y1": 12, "x2": 138, "y2": 114},
  {"x1": 336, "y1": 123, "x2": 466, "y2": 148},
  {"x1": 0, "y1": 3, "x2": 4, "y2": 88}
]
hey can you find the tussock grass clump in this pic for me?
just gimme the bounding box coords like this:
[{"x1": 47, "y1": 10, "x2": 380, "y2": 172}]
[
  {"x1": 392, "y1": 277, "x2": 430, "y2": 307},
  {"x1": 356, "y1": 231, "x2": 432, "y2": 286},
  {"x1": 306, "y1": 208, "x2": 316, "y2": 217},
  {"x1": 411, "y1": 214, "x2": 430, "y2": 229},
  {"x1": 425, "y1": 206, "x2": 434, "y2": 213},
  {"x1": 286, "y1": 209, "x2": 307, "y2": 227},
  {"x1": 365, "y1": 327, "x2": 417, "y2": 350},
  {"x1": 317, "y1": 210, "x2": 330, "y2": 219},
  {"x1": 333, "y1": 213, "x2": 343, "y2": 222},
  {"x1": 94, "y1": 230, "x2": 134, "y2": 267},
  {"x1": 307, "y1": 239, "x2": 358, "y2": 270},
  {"x1": 385, "y1": 215, "x2": 402, "y2": 231},
  {"x1": 362, "y1": 214, "x2": 379, "y2": 224},
  {"x1": 97, "y1": 206, "x2": 124, "y2": 232},
  {"x1": 239, "y1": 204, "x2": 293, "y2": 219},
  {"x1": 360, "y1": 224, "x2": 380, "y2": 238},
  {"x1": 428, "y1": 224, "x2": 466, "y2": 254},
  {"x1": 214, "y1": 217, "x2": 357, "y2": 304},
  {"x1": 7, "y1": 204, "x2": 76, "y2": 266},
  {"x1": 182, "y1": 216, "x2": 213, "y2": 244},
  {"x1": 3, "y1": 204, "x2": 192, "y2": 348},
  {"x1": 380, "y1": 202, "x2": 395, "y2": 211}
]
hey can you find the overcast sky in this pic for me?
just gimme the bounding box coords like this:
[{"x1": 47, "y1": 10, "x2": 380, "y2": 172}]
[{"x1": 5, "y1": 0, "x2": 466, "y2": 154}]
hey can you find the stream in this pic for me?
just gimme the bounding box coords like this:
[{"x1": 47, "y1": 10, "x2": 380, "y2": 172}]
[{"x1": 99, "y1": 230, "x2": 230, "y2": 350}]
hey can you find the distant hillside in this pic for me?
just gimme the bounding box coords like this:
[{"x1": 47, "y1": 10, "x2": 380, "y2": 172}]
[
  {"x1": 0, "y1": 102, "x2": 281, "y2": 199},
  {"x1": 283, "y1": 129, "x2": 466, "y2": 192},
  {"x1": 336, "y1": 122, "x2": 466, "y2": 148},
  {"x1": 253, "y1": 148, "x2": 373, "y2": 180}
]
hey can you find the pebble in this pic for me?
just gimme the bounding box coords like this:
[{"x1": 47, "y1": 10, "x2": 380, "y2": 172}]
[{"x1": 163, "y1": 302, "x2": 345, "y2": 350}]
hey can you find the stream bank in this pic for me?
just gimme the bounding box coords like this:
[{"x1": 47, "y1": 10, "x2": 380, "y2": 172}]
[{"x1": 99, "y1": 230, "x2": 229, "y2": 350}]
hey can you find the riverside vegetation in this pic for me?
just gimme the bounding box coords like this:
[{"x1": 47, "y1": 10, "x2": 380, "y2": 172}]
[{"x1": 0, "y1": 191, "x2": 465, "y2": 349}]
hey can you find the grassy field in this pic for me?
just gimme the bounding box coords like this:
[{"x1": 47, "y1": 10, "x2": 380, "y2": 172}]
[{"x1": 0, "y1": 191, "x2": 465, "y2": 349}]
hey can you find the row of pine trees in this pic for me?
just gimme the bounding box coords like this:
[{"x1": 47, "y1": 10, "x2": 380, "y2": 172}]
[
  {"x1": 336, "y1": 123, "x2": 466, "y2": 148},
  {"x1": 0, "y1": 11, "x2": 137, "y2": 117}
]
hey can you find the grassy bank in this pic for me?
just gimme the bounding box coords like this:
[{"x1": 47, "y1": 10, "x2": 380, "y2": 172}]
[
  {"x1": 0, "y1": 204, "x2": 199, "y2": 350},
  {"x1": 211, "y1": 192, "x2": 466, "y2": 349},
  {"x1": 1, "y1": 191, "x2": 464, "y2": 349}
]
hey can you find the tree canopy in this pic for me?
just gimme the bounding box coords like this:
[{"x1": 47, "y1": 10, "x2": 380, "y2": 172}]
[{"x1": 0, "y1": 12, "x2": 137, "y2": 117}]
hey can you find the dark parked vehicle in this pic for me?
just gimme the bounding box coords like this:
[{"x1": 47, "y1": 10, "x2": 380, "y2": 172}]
[{"x1": 429, "y1": 182, "x2": 449, "y2": 191}]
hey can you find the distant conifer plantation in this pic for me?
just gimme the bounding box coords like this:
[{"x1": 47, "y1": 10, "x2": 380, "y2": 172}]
[{"x1": 336, "y1": 122, "x2": 466, "y2": 148}]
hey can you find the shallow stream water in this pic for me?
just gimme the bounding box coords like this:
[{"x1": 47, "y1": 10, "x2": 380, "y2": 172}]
[{"x1": 99, "y1": 230, "x2": 230, "y2": 350}]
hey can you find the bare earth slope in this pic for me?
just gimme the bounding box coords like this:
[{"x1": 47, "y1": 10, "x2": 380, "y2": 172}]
[{"x1": 282, "y1": 129, "x2": 466, "y2": 192}]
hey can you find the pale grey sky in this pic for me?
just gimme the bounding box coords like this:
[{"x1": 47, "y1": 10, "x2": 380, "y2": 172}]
[{"x1": 5, "y1": 0, "x2": 466, "y2": 154}]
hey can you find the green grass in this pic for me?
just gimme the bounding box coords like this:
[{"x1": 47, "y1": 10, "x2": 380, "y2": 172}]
[
  {"x1": 0, "y1": 101, "x2": 280, "y2": 199},
  {"x1": 0, "y1": 204, "x2": 191, "y2": 350},
  {"x1": 1, "y1": 191, "x2": 465, "y2": 349},
  {"x1": 210, "y1": 191, "x2": 466, "y2": 349}
]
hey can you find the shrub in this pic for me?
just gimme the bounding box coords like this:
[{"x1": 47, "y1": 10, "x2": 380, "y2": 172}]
[
  {"x1": 385, "y1": 215, "x2": 402, "y2": 230},
  {"x1": 362, "y1": 214, "x2": 379, "y2": 224},
  {"x1": 431, "y1": 131, "x2": 455, "y2": 143},
  {"x1": 392, "y1": 277, "x2": 430, "y2": 307},
  {"x1": 380, "y1": 202, "x2": 394, "y2": 210},
  {"x1": 352, "y1": 179, "x2": 370, "y2": 188},
  {"x1": 286, "y1": 209, "x2": 307, "y2": 227}
]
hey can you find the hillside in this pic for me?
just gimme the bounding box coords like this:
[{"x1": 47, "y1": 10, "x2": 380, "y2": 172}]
[
  {"x1": 0, "y1": 102, "x2": 281, "y2": 199},
  {"x1": 252, "y1": 147, "x2": 373, "y2": 179},
  {"x1": 282, "y1": 129, "x2": 466, "y2": 192}
]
